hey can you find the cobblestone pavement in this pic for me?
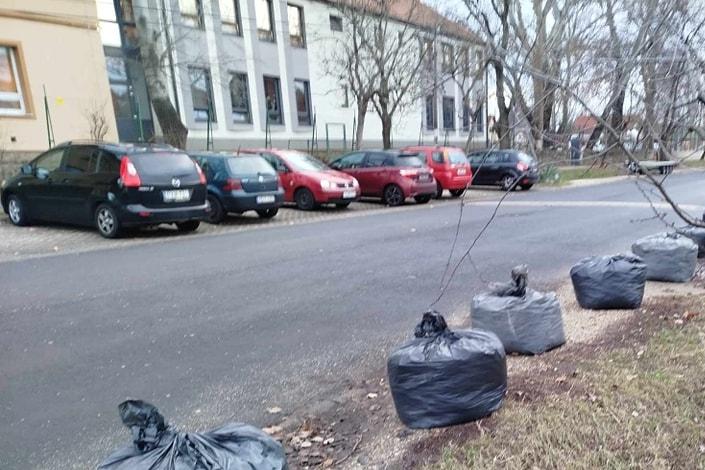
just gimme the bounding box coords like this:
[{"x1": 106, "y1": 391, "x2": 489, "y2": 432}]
[{"x1": 0, "y1": 190, "x2": 500, "y2": 263}]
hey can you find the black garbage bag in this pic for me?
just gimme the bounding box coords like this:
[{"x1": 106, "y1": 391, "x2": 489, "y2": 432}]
[
  {"x1": 99, "y1": 400, "x2": 288, "y2": 470},
  {"x1": 471, "y1": 266, "x2": 565, "y2": 355},
  {"x1": 632, "y1": 232, "x2": 698, "y2": 282},
  {"x1": 676, "y1": 225, "x2": 705, "y2": 258},
  {"x1": 570, "y1": 254, "x2": 647, "y2": 309},
  {"x1": 387, "y1": 312, "x2": 507, "y2": 429}
]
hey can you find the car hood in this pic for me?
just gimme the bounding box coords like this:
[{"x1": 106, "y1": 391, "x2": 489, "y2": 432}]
[{"x1": 299, "y1": 170, "x2": 355, "y2": 183}]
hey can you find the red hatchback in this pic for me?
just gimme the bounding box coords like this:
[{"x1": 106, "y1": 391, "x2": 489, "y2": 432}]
[
  {"x1": 403, "y1": 146, "x2": 472, "y2": 198},
  {"x1": 330, "y1": 150, "x2": 436, "y2": 206},
  {"x1": 240, "y1": 149, "x2": 360, "y2": 210}
]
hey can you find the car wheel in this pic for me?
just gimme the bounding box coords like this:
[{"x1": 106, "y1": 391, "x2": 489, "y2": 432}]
[
  {"x1": 294, "y1": 188, "x2": 316, "y2": 211},
  {"x1": 256, "y1": 208, "x2": 278, "y2": 219},
  {"x1": 414, "y1": 195, "x2": 432, "y2": 204},
  {"x1": 206, "y1": 194, "x2": 225, "y2": 224},
  {"x1": 7, "y1": 195, "x2": 29, "y2": 226},
  {"x1": 520, "y1": 183, "x2": 534, "y2": 190},
  {"x1": 435, "y1": 181, "x2": 444, "y2": 199},
  {"x1": 383, "y1": 184, "x2": 405, "y2": 206},
  {"x1": 95, "y1": 204, "x2": 121, "y2": 238},
  {"x1": 449, "y1": 189, "x2": 465, "y2": 198},
  {"x1": 335, "y1": 202, "x2": 351, "y2": 209},
  {"x1": 500, "y1": 174, "x2": 516, "y2": 191},
  {"x1": 176, "y1": 220, "x2": 200, "y2": 232}
]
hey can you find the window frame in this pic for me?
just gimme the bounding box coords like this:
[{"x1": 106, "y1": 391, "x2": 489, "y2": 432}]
[
  {"x1": 219, "y1": 0, "x2": 243, "y2": 36},
  {"x1": 294, "y1": 79, "x2": 312, "y2": 126},
  {"x1": 287, "y1": 4, "x2": 306, "y2": 48},
  {"x1": 188, "y1": 66, "x2": 216, "y2": 123},
  {"x1": 0, "y1": 43, "x2": 32, "y2": 117},
  {"x1": 442, "y1": 96, "x2": 455, "y2": 131},
  {"x1": 441, "y1": 43, "x2": 454, "y2": 73},
  {"x1": 475, "y1": 104, "x2": 484, "y2": 133},
  {"x1": 61, "y1": 145, "x2": 99, "y2": 174},
  {"x1": 329, "y1": 14, "x2": 343, "y2": 32},
  {"x1": 256, "y1": 0, "x2": 276, "y2": 42},
  {"x1": 462, "y1": 98, "x2": 470, "y2": 131},
  {"x1": 229, "y1": 72, "x2": 252, "y2": 124},
  {"x1": 425, "y1": 94, "x2": 437, "y2": 130},
  {"x1": 263, "y1": 76, "x2": 283, "y2": 125},
  {"x1": 179, "y1": 0, "x2": 205, "y2": 29}
]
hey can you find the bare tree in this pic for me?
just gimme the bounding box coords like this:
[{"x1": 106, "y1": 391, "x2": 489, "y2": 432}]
[{"x1": 84, "y1": 100, "x2": 111, "y2": 141}]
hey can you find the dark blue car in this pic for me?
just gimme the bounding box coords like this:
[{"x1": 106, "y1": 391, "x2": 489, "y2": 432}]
[{"x1": 192, "y1": 152, "x2": 284, "y2": 223}]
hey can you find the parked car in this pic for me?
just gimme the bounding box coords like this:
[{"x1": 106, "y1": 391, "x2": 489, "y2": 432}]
[
  {"x1": 191, "y1": 152, "x2": 284, "y2": 223},
  {"x1": 1, "y1": 141, "x2": 208, "y2": 238},
  {"x1": 240, "y1": 149, "x2": 360, "y2": 210},
  {"x1": 329, "y1": 150, "x2": 436, "y2": 206},
  {"x1": 466, "y1": 149, "x2": 539, "y2": 190},
  {"x1": 403, "y1": 145, "x2": 472, "y2": 198}
]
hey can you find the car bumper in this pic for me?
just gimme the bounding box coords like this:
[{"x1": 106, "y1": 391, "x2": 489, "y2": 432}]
[
  {"x1": 221, "y1": 189, "x2": 284, "y2": 212},
  {"x1": 405, "y1": 180, "x2": 437, "y2": 197},
  {"x1": 437, "y1": 173, "x2": 473, "y2": 190},
  {"x1": 316, "y1": 188, "x2": 361, "y2": 204},
  {"x1": 520, "y1": 173, "x2": 539, "y2": 185},
  {"x1": 119, "y1": 202, "x2": 209, "y2": 226}
]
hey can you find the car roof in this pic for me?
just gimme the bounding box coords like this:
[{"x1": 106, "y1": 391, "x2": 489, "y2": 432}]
[
  {"x1": 189, "y1": 151, "x2": 260, "y2": 159},
  {"x1": 404, "y1": 145, "x2": 463, "y2": 151},
  {"x1": 54, "y1": 140, "x2": 186, "y2": 155}
]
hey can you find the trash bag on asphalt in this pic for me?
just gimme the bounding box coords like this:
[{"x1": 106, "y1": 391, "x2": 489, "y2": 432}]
[
  {"x1": 471, "y1": 266, "x2": 565, "y2": 355},
  {"x1": 387, "y1": 311, "x2": 507, "y2": 429},
  {"x1": 570, "y1": 254, "x2": 647, "y2": 309},
  {"x1": 632, "y1": 233, "x2": 698, "y2": 282},
  {"x1": 676, "y1": 225, "x2": 705, "y2": 258},
  {"x1": 99, "y1": 400, "x2": 288, "y2": 470}
]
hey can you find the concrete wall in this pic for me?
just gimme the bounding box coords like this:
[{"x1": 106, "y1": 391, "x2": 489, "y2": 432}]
[{"x1": 0, "y1": 0, "x2": 118, "y2": 155}]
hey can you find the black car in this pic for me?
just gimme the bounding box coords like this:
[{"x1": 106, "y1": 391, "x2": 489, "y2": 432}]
[
  {"x1": 191, "y1": 152, "x2": 284, "y2": 223},
  {"x1": 467, "y1": 149, "x2": 539, "y2": 190},
  {"x1": 1, "y1": 141, "x2": 208, "y2": 238}
]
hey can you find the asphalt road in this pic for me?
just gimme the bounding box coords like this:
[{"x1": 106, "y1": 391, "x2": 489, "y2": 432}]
[{"x1": 1, "y1": 171, "x2": 704, "y2": 469}]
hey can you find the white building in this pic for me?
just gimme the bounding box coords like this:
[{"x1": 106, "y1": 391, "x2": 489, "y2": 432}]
[{"x1": 97, "y1": 0, "x2": 486, "y2": 150}]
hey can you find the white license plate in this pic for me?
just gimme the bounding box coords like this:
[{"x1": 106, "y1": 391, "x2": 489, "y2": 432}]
[
  {"x1": 162, "y1": 189, "x2": 191, "y2": 202},
  {"x1": 457, "y1": 168, "x2": 467, "y2": 175},
  {"x1": 343, "y1": 190, "x2": 357, "y2": 199},
  {"x1": 256, "y1": 195, "x2": 276, "y2": 204}
]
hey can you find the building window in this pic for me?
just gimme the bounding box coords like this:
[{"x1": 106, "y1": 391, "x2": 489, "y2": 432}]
[
  {"x1": 230, "y1": 72, "x2": 251, "y2": 124},
  {"x1": 475, "y1": 104, "x2": 484, "y2": 133},
  {"x1": 425, "y1": 95, "x2": 437, "y2": 130},
  {"x1": 288, "y1": 4, "x2": 306, "y2": 48},
  {"x1": 329, "y1": 15, "x2": 343, "y2": 31},
  {"x1": 256, "y1": 0, "x2": 276, "y2": 42},
  {"x1": 462, "y1": 98, "x2": 470, "y2": 131},
  {"x1": 263, "y1": 76, "x2": 283, "y2": 125},
  {"x1": 220, "y1": 0, "x2": 242, "y2": 35},
  {"x1": 0, "y1": 45, "x2": 29, "y2": 116},
  {"x1": 442, "y1": 43, "x2": 454, "y2": 73},
  {"x1": 341, "y1": 85, "x2": 349, "y2": 107},
  {"x1": 294, "y1": 79, "x2": 312, "y2": 126},
  {"x1": 461, "y1": 46, "x2": 469, "y2": 76},
  {"x1": 179, "y1": 0, "x2": 204, "y2": 28},
  {"x1": 443, "y1": 96, "x2": 455, "y2": 130},
  {"x1": 189, "y1": 67, "x2": 215, "y2": 122},
  {"x1": 475, "y1": 50, "x2": 483, "y2": 72},
  {"x1": 421, "y1": 38, "x2": 433, "y2": 67}
]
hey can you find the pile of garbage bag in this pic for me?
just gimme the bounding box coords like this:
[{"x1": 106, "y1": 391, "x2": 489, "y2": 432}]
[
  {"x1": 387, "y1": 311, "x2": 507, "y2": 429},
  {"x1": 676, "y1": 225, "x2": 705, "y2": 258},
  {"x1": 471, "y1": 265, "x2": 565, "y2": 355},
  {"x1": 570, "y1": 254, "x2": 647, "y2": 309},
  {"x1": 99, "y1": 400, "x2": 288, "y2": 470},
  {"x1": 632, "y1": 232, "x2": 698, "y2": 282}
]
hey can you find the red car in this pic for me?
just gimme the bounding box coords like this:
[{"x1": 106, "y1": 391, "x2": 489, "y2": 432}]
[
  {"x1": 403, "y1": 145, "x2": 472, "y2": 198},
  {"x1": 240, "y1": 149, "x2": 360, "y2": 210},
  {"x1": 329, "y1": 150, "x2": 436, "y2": 206}
]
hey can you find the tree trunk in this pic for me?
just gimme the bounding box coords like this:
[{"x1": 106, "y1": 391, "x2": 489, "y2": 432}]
[
  {"x1": 355, "y1": 99, "x2": 368, "y2": 150},
  {"x1": 493, "y1": 61, "x2": 512, "y2": 149},
  {"x1": 381, "y1": 114, "x2": 392, "y2": 149}
]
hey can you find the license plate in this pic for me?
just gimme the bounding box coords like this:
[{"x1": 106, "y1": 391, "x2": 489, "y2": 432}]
[
  {"x1": 162, "y1": 189, "x2": 191, "y2": 202},
  {"x1": 343, "y1": 190, "x2": 357, "y2": 199},
  {"x1": 457, "y1": 168, "x2": 467, "y2": 175},
  {"x1": 420, "y1": 174, "x2": 432, "y2": 181},
  {"x1": 256, "y1": 195, "x2": 276, "y2": 204}
]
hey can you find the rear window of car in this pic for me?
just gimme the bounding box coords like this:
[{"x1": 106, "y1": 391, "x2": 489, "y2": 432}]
[
  {"x1": 129, "y1": 152, "x2": 196, "y2": 177},
  {"x1": 227, "y1": 156, "x2": 277, "y2": 176},
  {"x1": 447, "y1": 150, "x2": 467, "y2": 164},
  {"x1": 393, "y1": 153, "x2": 425, "y2": 167}
]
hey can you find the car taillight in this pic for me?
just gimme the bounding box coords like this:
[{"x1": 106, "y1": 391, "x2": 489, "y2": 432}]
[
  {"x1": 517, "y1": 162, "x2": 529, "y2": 172},
  {"x1": 119, "y1": 156, "x2": 141, "y2": 187},
  {"x1": 195, "y1": 162, "x2": 206, "y2": 184},
  {"x1": 223, "y1": 178, "x2": 242, "y2": 191}
]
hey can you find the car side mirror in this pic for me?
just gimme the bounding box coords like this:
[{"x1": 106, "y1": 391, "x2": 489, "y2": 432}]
[
  {"x1": 20, "y1": 164, "x2": 32, "y2": 175},
  {"x1": 36, "y1": 168, "x2": 49, "y2": 180}
]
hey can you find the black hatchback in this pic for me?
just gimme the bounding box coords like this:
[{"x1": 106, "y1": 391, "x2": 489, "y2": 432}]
[
  {"x1": 191, "y1": 152, "x2": 284, "y2": 223},
  {"x1": 0, "y1": 141, "x2": 208, "y2": 238},
  {"x1": 467, "y1": 149, "x2": 539, "y2": 190}
]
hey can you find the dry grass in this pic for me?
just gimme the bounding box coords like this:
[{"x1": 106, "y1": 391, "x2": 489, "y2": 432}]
[{"x1": 431, "y1": 307, "x2": 705, "y2": 470}]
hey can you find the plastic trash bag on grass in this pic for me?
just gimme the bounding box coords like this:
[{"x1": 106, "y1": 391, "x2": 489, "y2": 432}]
[
  {"x1": 676, "y1": 225, "x2": 705, "y2": 258},
  {"x1": 570, "y1": 254, "x2": 647, "y2": 309},
  {"x1": 471, "y1": 265, "x2": 565, "y2": 355},
  {"x1": 632, "y1": 233, "x2": 697, "y2": 282},
  {"x1": 387, "y1": 312, "x2": 507, "y2": 429},
  {"x1": 99, "y1": 400, "x2": 288, "y2": 470}
]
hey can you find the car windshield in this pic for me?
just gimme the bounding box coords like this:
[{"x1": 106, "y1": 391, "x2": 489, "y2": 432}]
[
  {"x1": 129, "y1": 152, "x2": 196, "y2": 177},
  {"x1": 393, "y1": 153, "x2": 425, "y2": 167},
  {"x1": 227, "y1": 156, "x2": 277, "y2": 176},
  {"x1": 447, "y1": 150, "x2": 467, "y2": 164},
  {"x1": 280, "y1": 151, "x2": 329, "y2": 172}
]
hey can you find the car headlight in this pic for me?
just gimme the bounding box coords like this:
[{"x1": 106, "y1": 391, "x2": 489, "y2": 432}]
[
  {"x1": 352, "y1": 178, "x2": 359, "y2": 187},
  {"x1": 320, "y1": 180, "x2": 332, "y2": 190}
]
